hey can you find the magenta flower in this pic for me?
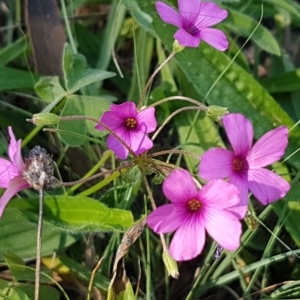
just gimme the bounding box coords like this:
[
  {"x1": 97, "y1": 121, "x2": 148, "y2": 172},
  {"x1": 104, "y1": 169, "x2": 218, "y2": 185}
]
[
  {"x1": 95, "y1": 102, "x2": 157, "y2": 159},
  {"x1": 147, "y1": 169, "x2": 242, "y2": 261},
  {"x1": 155, "y1": 0, "x2": 229, "y2": 50},
  {"x1": 0, "y1": 127, "x2": 30, "y2": 217},
  {"x1": 199, "y1": 113, "x2": 290, "y2": 217}
]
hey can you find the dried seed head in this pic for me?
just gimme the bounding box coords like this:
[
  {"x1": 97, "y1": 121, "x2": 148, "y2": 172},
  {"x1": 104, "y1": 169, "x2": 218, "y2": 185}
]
[{"x1": 22, "y1": 146, "x2": 59, "y2": 190}]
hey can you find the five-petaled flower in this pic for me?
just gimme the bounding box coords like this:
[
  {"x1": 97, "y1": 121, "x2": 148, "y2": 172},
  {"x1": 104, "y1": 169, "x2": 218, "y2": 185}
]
[
  {"x1": 155, "y1": 0, "x2": 229, "y2": 50},
  {"x1": 95, "y1": 102, "x2": 157, "y2": 159},
  {"x1": 0, "y1": 127, "x2": 30, "y2": 217},
  {"x1": 147, "y1": 169, "x2": 242, "y2": 261},
  {"x1": 199, "y1": 113, "x2": 290, "y2": 217}
]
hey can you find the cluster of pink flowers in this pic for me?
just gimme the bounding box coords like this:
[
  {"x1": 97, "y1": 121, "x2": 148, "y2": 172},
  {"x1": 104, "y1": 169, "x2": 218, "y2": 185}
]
[
  {"x1": 0, "y1": 1, "x2": 291, "y2": 263},
  {"x1": 94, "y1": 100, "x2": 290, "y2": 261}
]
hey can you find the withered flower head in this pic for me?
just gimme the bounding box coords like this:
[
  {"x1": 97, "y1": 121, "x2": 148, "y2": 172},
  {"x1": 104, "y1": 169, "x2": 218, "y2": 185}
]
[{"x1": 22, "y1": 146, "x2": 59, "y2": 190}]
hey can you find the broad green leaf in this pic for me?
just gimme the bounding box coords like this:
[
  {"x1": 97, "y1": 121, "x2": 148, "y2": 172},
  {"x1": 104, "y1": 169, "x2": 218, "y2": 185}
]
[
  {"x1": 0, "y1": 37, "x2": 30, "y2": 66},
  {"x1": 0, "y1": 67, "x2": 39, "y2": 91},
  {"x1": 260, "y1": 69, "x2": 300, "y2": 93},
  {"x1": 272, "y1": 183, "x2": 300, "y2": 247},
  {"x1": 78, "y1": 95, "x2": 112, "y2": 136},
  {"x1": 4, "y1": 252, "x2": 52, "y2": 283},
  {"x1": 0, "y1": 209, "x2": 78, "y2": 261},
  {"x1": 63, "y1": 43, "x2": 115, "y2": 93},
  {"x1": 58, "y1": 94, "x2": 111, "y2": 146},
  {"x1": 224, "y1": 9, "x2": 280, "y2": 56},
  {"x1": 58, "y1": 95, "x2": 87, "y2": 146},
  {"x1": 17, "y1": 284, "x2": 60, "y2": 300},
  {"x1": 58, "y1": 255, "x2": 109, "y2": 293},
  {"x1": 0, "y1": 287, "x2": 30, "y2": 300},
  {"x1": 121, "y1": 0, "x2": 154, "y2": 35},
  {"x1": 137, "y1": 0, "x2": 300, "y2": 167},
  {"x1": 8, "y1": 196, "x2": 134, "y2": 232},
  {"x1": 34, "y1": 76, "x2": 66, "y2": 103}
]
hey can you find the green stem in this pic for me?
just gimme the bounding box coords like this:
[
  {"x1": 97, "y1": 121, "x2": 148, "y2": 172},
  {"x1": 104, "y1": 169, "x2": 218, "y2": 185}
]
[{"x1": 138, "y1": 51, "x2": 176, "y2": 109}]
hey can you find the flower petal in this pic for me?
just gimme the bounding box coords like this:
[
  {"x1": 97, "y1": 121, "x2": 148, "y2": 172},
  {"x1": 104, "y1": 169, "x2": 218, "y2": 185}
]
[
  {"x1": 199, "y1": 28, "x2": 229, "y2": 51},
  {"x1": 8, "y1": 127, "x2": 24, "y2": 172},
  {"x1": 0, "y1": 159, "x2": 19, "y2": 188},
  {"x1": 247, "y1": 126, "x2": 288, "y2": 168},
  {"x1": 204, "y1": 209, "x2": 241, "y2": 251},
  {"x1": 163, "y1": 169, "x2": 197, "y2": 204},
  {"x1": 174, "y1": 28, "x2": 201, "y2": 48},
  {"x1": 199, "y1": 148, "x2": 233, "y2": 180},
  {"x1": 8, "y1": 126, "x2": 17, "y2": 162},
  {"x1": 107, "y1": 134, "x2": 129, "y2": 159},
  {"x1": 131, "y1": 132, "x2": 153, "y2": 154},
  {"x1": 137, "y1": 107, "x2": 157, "y2": 133},
  {"x1": 169, "y1": 217, "x2": 206, "y2": 261},
  {"x1": 147, "y1": 204, "x2": 187, "y2": 233},
  {"x1": 223, "y1": 113, "x2": 253, "y2": 156},
  {"x1": 248, "y1": 168, "x2": 290, "y2": 205},
  {"x1": 110, "y1": 102, "x2": 137, "y2": 119},
  {"x1": 199, "y1": 179, "x2": 240, "y2": 209},
  {"x1": 228, "y1": 173, "x2": 249, "y2": 218},
  {"x1": 178, "y1": 0, "x2": 201, "y2": 21},
  {"x1": 0, "y1": 176, "x2": 29, "y2": 217},
  {"x1": 196, "y1": 2, "x2": 228, "y2": 28},
  {"x1": 155, "y1": 1, "x2": 182, "y2": 28},
  {"x1": 96, "y1": 111, "x2": 123, "y2": 131}
]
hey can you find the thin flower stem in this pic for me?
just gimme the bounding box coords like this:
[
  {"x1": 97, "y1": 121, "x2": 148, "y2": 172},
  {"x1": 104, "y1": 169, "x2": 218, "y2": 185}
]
[
  {"x1": 149, "y1": 96, "x2": 208, "y2": 111},
  {"x1": 152, "y1": 106, "x2": 203, "y2": 142},
  {"x1": 59, "y1": 115, "x2": 99, "y2": 123},
  {"x1": 60, "y1": 162, "x2": 134, "y2": 187},
  {"x1": 34, "y1": 188, "x2": 44, "y2": 300},
  {"x1": 86, "y1": 257, "x2": 104, "y2": 300},
  {"x1": 139, "y1": 167, "x2": 168, "y2": 251},
  {"x1": 138, "y1": 51, "x2": 176, "y2": 109},
  {"x1": 148, "y1": 149, "x2": 201, "y2": 160}
]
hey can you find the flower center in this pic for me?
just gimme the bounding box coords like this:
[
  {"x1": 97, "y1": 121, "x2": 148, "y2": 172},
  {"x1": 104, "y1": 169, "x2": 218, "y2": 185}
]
[
  {"x1": 232, "y1": 157, "x2": 248, "y2": 172},
  {"x1": 125, "y1": 117, "x2": 137, "y2": 129},
  {"x1": 187, "y1": 198, "x2": 202, "y2": 212}
]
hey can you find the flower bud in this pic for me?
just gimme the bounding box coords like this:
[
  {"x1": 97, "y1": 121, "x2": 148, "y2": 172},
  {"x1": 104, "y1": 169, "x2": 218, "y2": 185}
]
[
  {"x1": 173, "y1": 40, "x2": 185, "y2": 53},
  {"x1": 162, "y1": 250, "x2": 179, "y2": 279},
  {"x1": 206, "y1": 105, "x2": 229, "y2": 121},
  {"x1": 27, "y1": 113, "x2": 60, "y2": 126}
]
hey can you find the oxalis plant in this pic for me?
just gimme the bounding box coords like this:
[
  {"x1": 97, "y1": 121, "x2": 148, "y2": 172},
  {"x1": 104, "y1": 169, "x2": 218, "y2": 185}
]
[{"x1": 0, "y1": 0, "x2": 300, "y2": 299}]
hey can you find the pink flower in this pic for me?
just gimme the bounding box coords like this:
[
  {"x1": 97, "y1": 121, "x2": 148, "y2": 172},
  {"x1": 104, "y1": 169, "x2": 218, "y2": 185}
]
[
  {"x1": 155, "y1": 0, "x2": 229, "y2": 50},
  {"x1": 0, "y1": 127, "x2": 30, "y2": 217},
  {"x1": 199, "y1": 113, "x2": 290, "y2": 217},
  {"x1": 147, "y1": 169, "x2": 242, "y2": 261},
  {"x1": 95, "y1": 102, "x2": 157, "y2": 159}
]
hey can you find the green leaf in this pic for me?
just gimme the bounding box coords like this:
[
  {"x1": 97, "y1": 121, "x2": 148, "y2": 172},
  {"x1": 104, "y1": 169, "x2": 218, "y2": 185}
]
[
  {"x1": 0, "y1": 67, "x2": 39, "y2": 91},
  {"x1": 35, "y1": 76, "x2": 66, "y2": 103},
  {"x1": 0, "y1": 287, "x2": 30, "y2": 300},
  {"x1": 265, "y1": 0, "x2": 300, "y2": 18},
  {"x1": 137, "y1": 0, "x2": 300, "y2": 167},
  {"x1": 58, "y1": 95, "x2": 87, "y2": 146},
  {"x1": 0, "y1": 209, "x2": 78, "y2": 261},
  {"x1": 58, "y1": 94, "x2": 111, "y2": 146},
  {"x1": 224, "y1": 9, "x2": 281, "y2": 56},
  {"x1": 8, "y1": 196, "x2": 134, "y2": 233},
  {"x1": 17, "y1": 284, "x2": 60, "y2": 300},
  {"x1": 260, "y1": 69, "x2": 300, "y2": 93},
  {"x1": 62, "y1": 43, "x2": 115, "y2": 93},
  {"x1": 3, "y1": 252, "x2": 52, "y2": 283},
  {"x1": 0, "y1": 37, "x2": 30, "y2": 66},
  {"x1": 121, "y1": 0, "x2": 154, "y2": 34},
  {"x1": 59, "y1": 255, "x2": 109, "y2": 293}
]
